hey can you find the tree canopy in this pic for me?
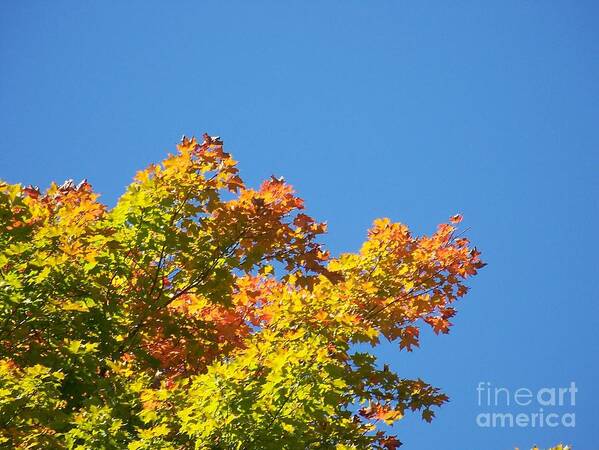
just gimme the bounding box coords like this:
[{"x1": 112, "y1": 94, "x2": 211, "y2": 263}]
[{"x1": 0, "y1": 134, "x2": 485, "y2": 449}]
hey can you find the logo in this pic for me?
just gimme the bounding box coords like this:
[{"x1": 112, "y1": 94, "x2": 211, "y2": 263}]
[{"x1": 475, "y1": 382, "x2": 576, "y2": 428}]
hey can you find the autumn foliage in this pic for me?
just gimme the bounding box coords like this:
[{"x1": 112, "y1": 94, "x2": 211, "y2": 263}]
[{"x1": 0, "y1": 134, "x2": 485, "y2": 449}]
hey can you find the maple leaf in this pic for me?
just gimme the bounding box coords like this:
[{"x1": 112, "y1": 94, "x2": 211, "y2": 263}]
[
  {"x1": 359, "y1": 403, "x2": 403, "y2": 424},
  {"x1": 449, "y1": 213, "x2": 463, "y2": 224},
  {"x1": 422, "y1": 409, "x2": 435, "y2": 423},
  {"x1": 379, "y1": 435, "x2": 402, "y2": 449},
  {"x1": 399, "y1": 326, "x2": 420, "y2": 351}
]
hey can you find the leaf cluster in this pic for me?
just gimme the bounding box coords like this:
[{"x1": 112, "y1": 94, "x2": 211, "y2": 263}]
[{"x1": 0, "y1": 134, "x2": 485, "y2": 449}]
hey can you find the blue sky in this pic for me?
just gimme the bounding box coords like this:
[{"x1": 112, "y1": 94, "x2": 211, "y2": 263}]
[{"x1": 1, "y1": 2, "x2": 597, "y2": 448}]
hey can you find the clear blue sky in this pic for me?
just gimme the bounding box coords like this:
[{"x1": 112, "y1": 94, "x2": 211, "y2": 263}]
[{"x1": 1, "y1": 2, "x2": 597, "y2": 448}]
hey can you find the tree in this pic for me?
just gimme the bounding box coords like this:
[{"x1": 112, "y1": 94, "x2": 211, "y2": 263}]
[
  {"x1": 0, "y1": 134, "x2": 485, "y2": 449},
  {"x1": 521, "y1": 446, "x2": 571, "y2": 450}
]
